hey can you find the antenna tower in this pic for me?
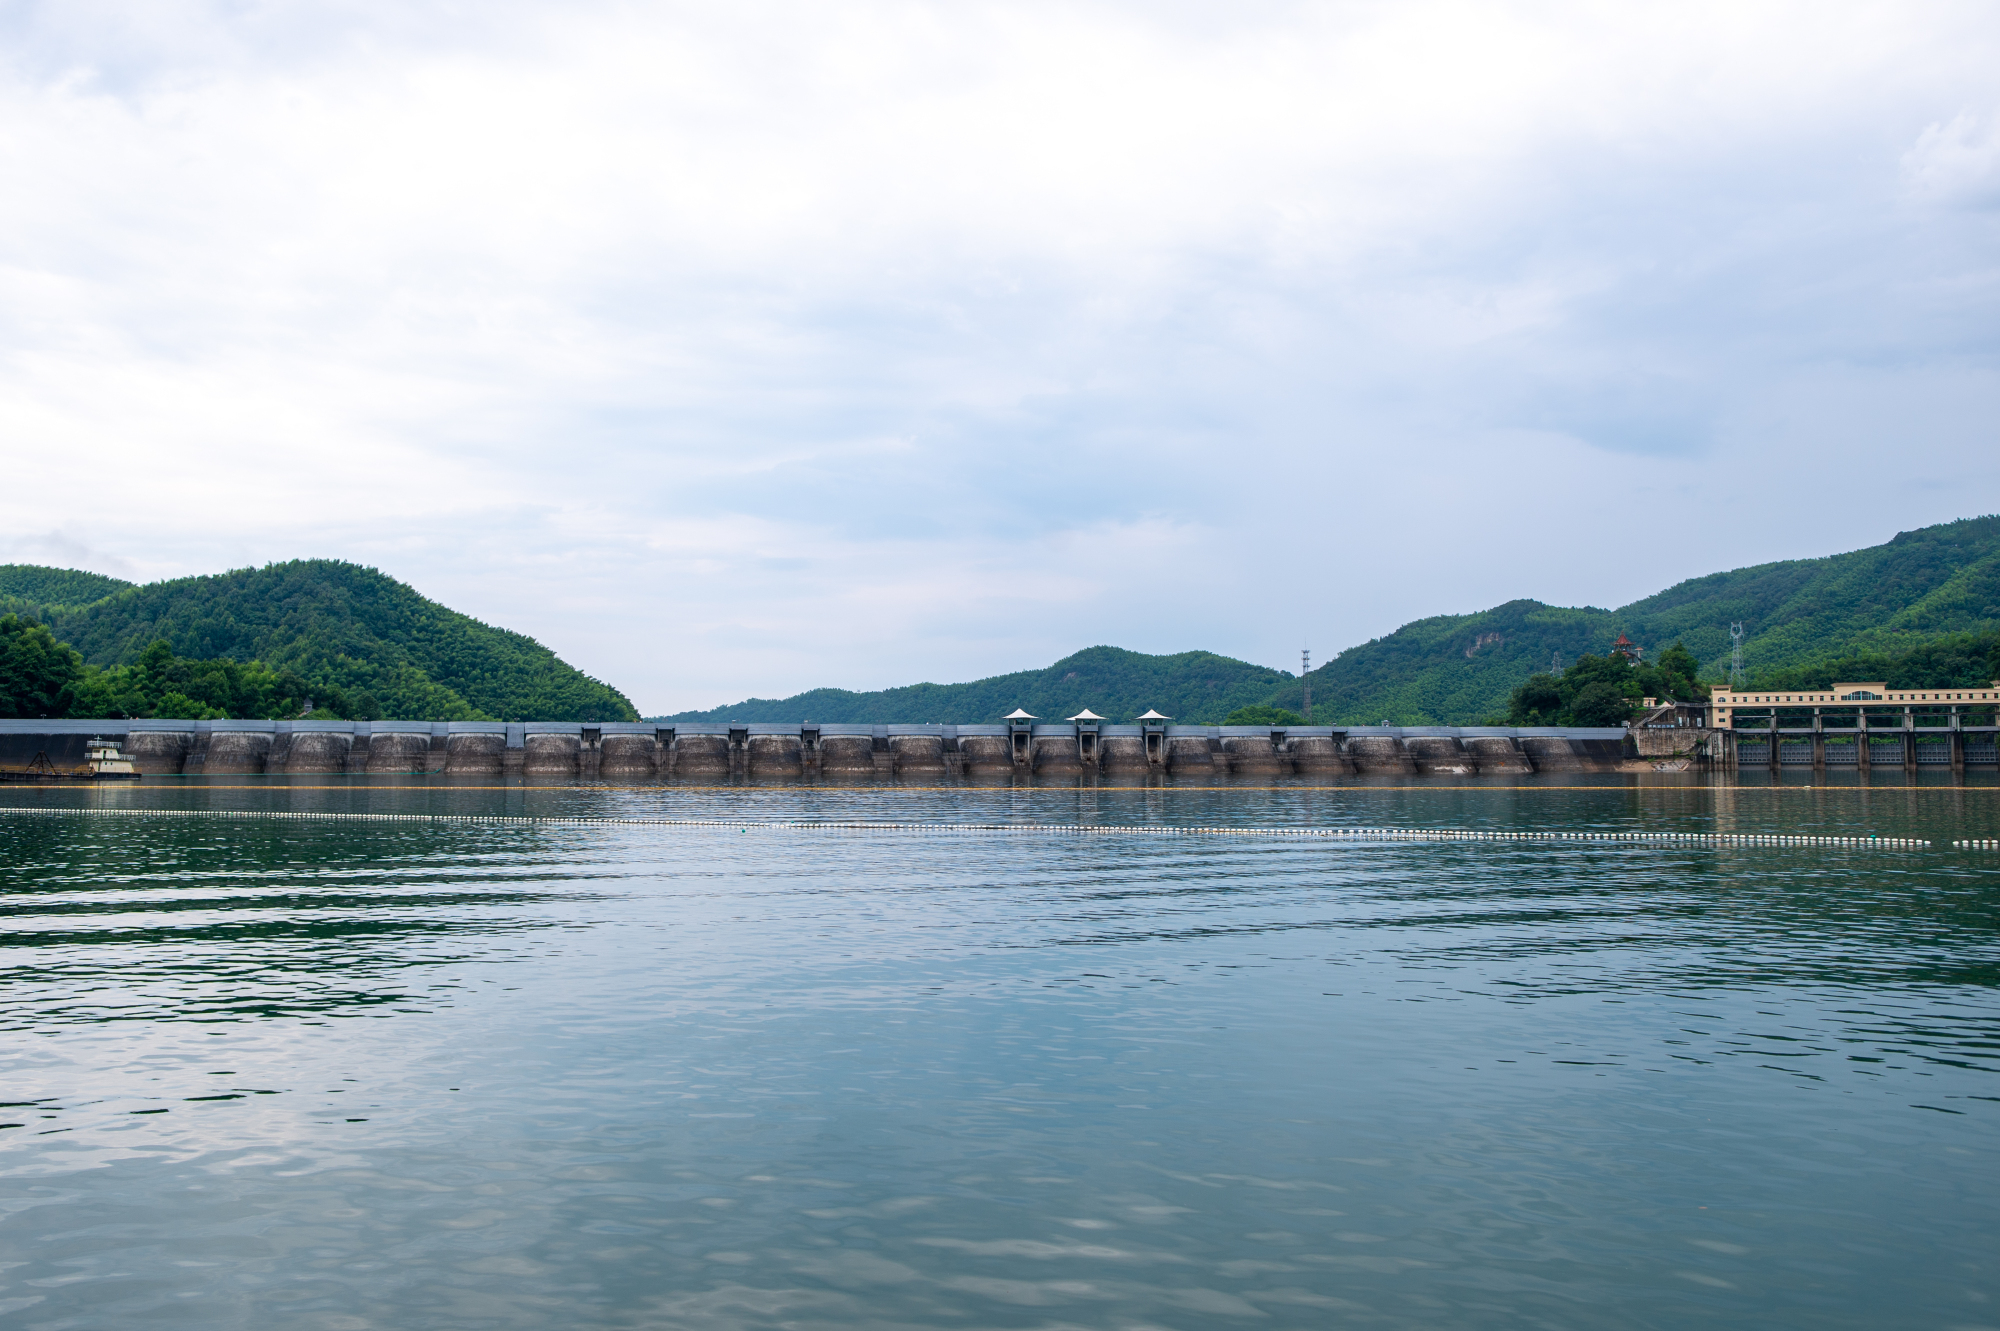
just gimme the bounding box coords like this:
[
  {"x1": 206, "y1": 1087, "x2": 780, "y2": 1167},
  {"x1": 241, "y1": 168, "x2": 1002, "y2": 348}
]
[
  {"x1": 1302, "y1": 648, "x2": 1312, "y2": 722},
  {"x1": 1550, "y1": 650, "x2": 1564, "y2": 677},
  {"x1": 1729, "y1": 623, "x2": 1745, "y2": 689}
]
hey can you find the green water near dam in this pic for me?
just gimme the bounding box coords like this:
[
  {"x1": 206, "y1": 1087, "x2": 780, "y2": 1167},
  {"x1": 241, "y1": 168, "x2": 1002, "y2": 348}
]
[{"x1": 1, "y1": 775, "x2": 1996, "y2": 1329}]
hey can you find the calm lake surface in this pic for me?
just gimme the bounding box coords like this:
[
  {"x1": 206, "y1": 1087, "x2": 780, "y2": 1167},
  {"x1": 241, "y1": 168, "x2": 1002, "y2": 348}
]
[{"x1": 2, "y1": 774, "x2": 1997, "y2": 1330}]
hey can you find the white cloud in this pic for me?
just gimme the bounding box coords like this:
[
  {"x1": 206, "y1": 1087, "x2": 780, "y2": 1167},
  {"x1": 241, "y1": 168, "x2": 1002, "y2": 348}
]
[
  {"x1": 0, "y1": 0, "x2": 1997, "y2": 710},
  {"x1": 1903, "y1": 110, "x2": 2000, "y2": 208}
]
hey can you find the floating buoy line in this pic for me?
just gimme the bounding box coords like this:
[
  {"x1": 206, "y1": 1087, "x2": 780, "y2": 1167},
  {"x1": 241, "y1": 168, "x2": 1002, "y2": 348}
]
[{"x1": 0, "y1": 805, "x2": 1957, "y2": 849}]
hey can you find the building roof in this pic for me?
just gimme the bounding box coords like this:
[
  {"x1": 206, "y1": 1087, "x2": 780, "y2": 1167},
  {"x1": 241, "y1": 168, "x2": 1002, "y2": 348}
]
[
  {"x1": 1137, "y1": 709, "x2": 1172, "y2": 720},
  {"x1": 1067, "y1": 709, "x2": 1106, "y2": 722},
  {"x1": 1003, "y1": 708, "x2": 1037, "y2": 720}
]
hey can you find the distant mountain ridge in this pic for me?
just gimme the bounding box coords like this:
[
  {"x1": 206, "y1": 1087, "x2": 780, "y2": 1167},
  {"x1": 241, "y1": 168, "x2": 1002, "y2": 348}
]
[
  {"x1": 1260, "y1": 513, "x2": 2000, "y2": 723},
  {"x1": 6, "y1": 559, "x2": 636, "y2": 722},
  {"x1": 658, "y1": 646, "x2": 1291, "y2": 725},
  {"x1": 663, "y1": 515, "x2": 2000, "y2": 726},
  {"x1": 12, "y1": 515, "x2": 1995, "y2": 725}
]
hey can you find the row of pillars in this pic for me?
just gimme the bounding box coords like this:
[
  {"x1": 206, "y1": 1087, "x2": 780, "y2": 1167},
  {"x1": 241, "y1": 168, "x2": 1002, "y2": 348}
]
[
  {"x1": 1754, "y1": 708, "x2": 1973, "y2": 774},
  {"x1": 1008, "y1": 719, "x2": 1171, "y2": 769},
  {"x1": 717, "y1": 726, "x2": 894, "y2": 780}
]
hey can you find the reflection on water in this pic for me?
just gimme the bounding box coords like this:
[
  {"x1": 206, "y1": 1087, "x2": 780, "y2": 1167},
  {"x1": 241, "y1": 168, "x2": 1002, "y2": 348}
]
[
  {"x1": 1, "y1": 816, "x2": 616, "y2": 1026},
  {"x1": 0, "y1": 776, "x2": 1996, "y2": 1329}
]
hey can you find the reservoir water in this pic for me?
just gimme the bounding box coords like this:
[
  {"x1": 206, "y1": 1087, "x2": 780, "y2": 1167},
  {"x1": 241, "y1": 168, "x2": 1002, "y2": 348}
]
[{"x1": 2, "y1": 774, "x2": 1996, "y2": 1329}]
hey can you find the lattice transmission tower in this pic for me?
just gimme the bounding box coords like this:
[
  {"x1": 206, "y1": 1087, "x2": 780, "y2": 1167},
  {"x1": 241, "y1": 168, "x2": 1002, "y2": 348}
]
[
  {"x1": 1729, "y1": 623, "x2": 1745, "y2": 689},
  {"x1": 1302, "y1": 649, "x2": 1312, "y2": 722}
]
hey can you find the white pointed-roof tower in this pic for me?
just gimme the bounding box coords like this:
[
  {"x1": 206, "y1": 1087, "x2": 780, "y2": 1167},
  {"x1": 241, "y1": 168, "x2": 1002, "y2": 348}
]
[
  {"x1": 1067, "y1": 709, "x2": 1106, "y2": 722},
  {"x1": 1136, "y1": 709, "x2": 1171, "y2": 721},
  {"x1": 1003, "y1": 708, "x2": 1037, "y2": 720}
]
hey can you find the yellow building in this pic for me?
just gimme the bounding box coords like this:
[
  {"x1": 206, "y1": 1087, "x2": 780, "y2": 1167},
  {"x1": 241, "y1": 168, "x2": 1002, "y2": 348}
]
[{"x1": 1709, "y1": 681, "x2": 2000, "y2": 729}]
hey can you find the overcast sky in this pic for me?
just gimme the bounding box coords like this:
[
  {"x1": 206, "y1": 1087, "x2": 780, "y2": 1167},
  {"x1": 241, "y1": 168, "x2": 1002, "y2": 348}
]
[{"x1": 2, "y1": 1, "x2": 1996, "y2": 713}]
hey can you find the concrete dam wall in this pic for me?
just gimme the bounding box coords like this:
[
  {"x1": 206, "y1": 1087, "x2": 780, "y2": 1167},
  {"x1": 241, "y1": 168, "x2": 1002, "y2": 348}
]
[{"x1": 0, "y1": 719, "x2": 1634, "y2": 778}]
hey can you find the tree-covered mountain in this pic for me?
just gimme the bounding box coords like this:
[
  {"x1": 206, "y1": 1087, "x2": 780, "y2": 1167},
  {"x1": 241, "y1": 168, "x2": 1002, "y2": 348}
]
[
  {"x1": 1260, "y1": 599, "x2": 1620, "y2": 725},
  {"x1": 1740, "y1": 630, "x2": 2000, "y2": 694},
  {"x1": 657, "y1": 646, "x2": 1292, "y2": 724},
  {"x1": 1257, "y1": 514, "x2": 2000, "y2": 724},
  {"x1": 10, "y1": 513, "x2": 1996, "y2": 726},
  {"x1": 1616, "y1": 515, "x2": 2000, "y2": 678},
  {"x1": 668, "y1": 514, "x2": 2000, "y2": 727},
  {"x1": 6, "y1": 559, "x2": 636, "y2": 722},
  {"x1": 0, "y1": 565, "x2": 135, "y2": 621}
]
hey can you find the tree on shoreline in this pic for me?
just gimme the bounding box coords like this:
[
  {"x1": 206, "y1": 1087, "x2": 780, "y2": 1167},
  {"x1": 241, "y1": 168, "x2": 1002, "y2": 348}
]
[
  {"x1": 1, "y1": 619, "x2": 383, "y2": 721},
  {"x1": 1504, "y1": 640, "x2": 1706, "y2": 727},
  {"x1": 0, "y1": 615, "x2": 84, "y2": 718}
]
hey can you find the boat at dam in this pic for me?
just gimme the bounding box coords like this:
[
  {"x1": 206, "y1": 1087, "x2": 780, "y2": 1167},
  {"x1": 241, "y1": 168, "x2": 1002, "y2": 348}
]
[{"x1": 0, "y1": 737, "x2": 142, "y2": 783}]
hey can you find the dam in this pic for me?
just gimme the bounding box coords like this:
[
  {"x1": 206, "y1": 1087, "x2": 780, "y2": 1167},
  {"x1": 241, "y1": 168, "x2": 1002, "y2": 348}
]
[{"x1": 3, "y1": 718, "x2": 1653, "y2": 777}]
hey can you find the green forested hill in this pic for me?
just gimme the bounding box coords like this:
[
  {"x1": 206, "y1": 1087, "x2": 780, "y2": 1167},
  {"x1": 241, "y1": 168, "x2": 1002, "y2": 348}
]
[
  {"x1": 1257, "y1": 514, "x2": 2000, "y2": 723},
  {"x1": 671, "y1": 514, "x2": 2000, "y2": 727},
  {"x1": 660, "y1": 646, "x2": 1292, "y2": 724},
  {"x1": 11, "y1": 514, "x2": 1995, "y2": 726},
  {"x1": 1260, "y1": 599, "x2": 1619, "y2": 725},
  {"x1": 0, "y1": 565, "x2": 135, "y2": 620},
  {"x1": 17, "y1": 560, "x2": 636, "y2": 722},
  {"x1": 1616, "y1": 515, "x2": 2000, "y2": 674},
  {"x1": 1746, "y1": 631, "x2": 2000, "y2": 693}
]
